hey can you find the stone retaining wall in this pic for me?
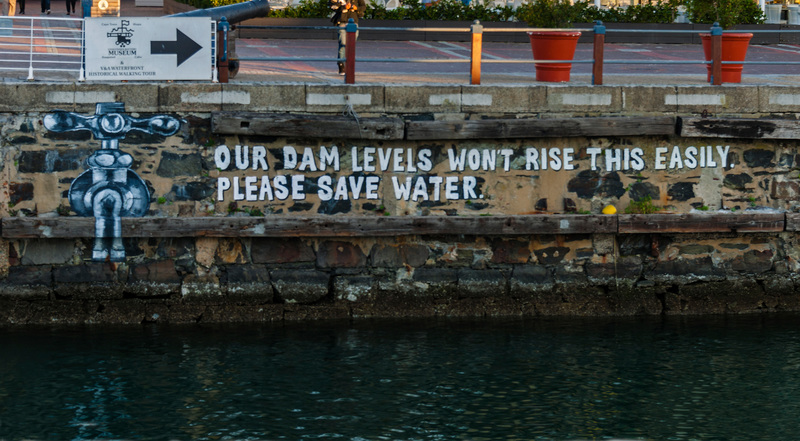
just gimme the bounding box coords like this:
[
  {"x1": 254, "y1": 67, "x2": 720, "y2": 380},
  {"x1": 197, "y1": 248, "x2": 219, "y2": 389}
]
[
  {"x1": 2, "y1": 82, "x2": 800, "y2": 324},
  {"x1": 1, "y1": 230, "x2": 799, "y2": 324}
]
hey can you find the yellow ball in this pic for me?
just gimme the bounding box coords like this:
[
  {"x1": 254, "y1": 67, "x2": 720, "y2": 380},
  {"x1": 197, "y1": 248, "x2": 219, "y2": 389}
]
[{"x1": 602, "y1": 205, "x2": 617, "y2": 215}]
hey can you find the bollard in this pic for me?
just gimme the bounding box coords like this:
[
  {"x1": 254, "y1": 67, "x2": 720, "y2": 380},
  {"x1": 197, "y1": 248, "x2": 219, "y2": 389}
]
[
  {"x1": 470, "y1": 20, "x2": 483, "y2": 85},
  {"x1": 345, "y1": 18, "x2": 357, "y2": 84},
  {"x1": 592, "y1": 20, "x2": 605, "y2": 85},
  {"x1": 710, "y1": 22, "x2": 723, "y2": 85},
  {"x1": 217, "y1": 17, "x2": 230, "y2": 83}
]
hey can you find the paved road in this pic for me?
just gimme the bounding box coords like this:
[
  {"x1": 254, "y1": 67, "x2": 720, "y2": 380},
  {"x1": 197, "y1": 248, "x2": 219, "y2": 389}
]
[
  {"x1": 6, "y1": 0, "x2": 800, "y2": 86},
  {"x1": 232, "y1": 38, "x2": 800, "y2": 85}
]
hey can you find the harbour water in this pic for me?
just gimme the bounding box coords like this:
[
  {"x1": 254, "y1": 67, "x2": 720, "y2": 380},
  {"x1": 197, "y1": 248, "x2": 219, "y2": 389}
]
[{"x1": 1, "y1": 315, "x2": 800, "y2": 440}]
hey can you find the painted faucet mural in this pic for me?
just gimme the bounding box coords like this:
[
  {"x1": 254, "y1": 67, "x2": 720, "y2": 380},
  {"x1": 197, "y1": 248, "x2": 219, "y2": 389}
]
[{"x1": 44, "y1": 102, "x2": 181, "y2": 262}]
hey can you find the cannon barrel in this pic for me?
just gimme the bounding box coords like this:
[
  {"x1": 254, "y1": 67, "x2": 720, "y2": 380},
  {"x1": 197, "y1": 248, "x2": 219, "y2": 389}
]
[{"x1": 169, "y1": 0, "x2": 269, "y2": 24}]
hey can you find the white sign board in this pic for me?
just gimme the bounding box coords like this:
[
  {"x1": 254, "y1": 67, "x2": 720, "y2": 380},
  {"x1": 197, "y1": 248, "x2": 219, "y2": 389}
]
[{"x1": 85, "y1": 17, "x2": 213, "y2": 81}]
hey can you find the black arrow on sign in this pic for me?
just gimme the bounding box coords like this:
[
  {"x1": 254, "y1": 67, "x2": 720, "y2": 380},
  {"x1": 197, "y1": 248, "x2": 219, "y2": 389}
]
[{"x1": 150, "y1": 29, "x2": 202, "y2": 67}]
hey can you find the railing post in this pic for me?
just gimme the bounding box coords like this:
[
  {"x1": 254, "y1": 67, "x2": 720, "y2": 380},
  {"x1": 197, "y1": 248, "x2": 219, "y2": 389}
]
[
  {"x1": 27, "y1": 19, "x2": 34, "y2": 81},
  {"x1": 345, "y1": 18, "x2": 357, "y2": 84},
  {"x1": 217, "y1": 16, "x2": 230, "y2": 83},
  {"x1": 592, "y1": 20, "x2": 605, "y2": 85},
  {"x1": 79, "y1": 19, "x2": 86, "y2": 81},
  {"x1": 710, "y1": 22, "x2": 723, "y2": 85},
  {"x1": 470, "y1": 20, "x2": 483, "y2": 85}
]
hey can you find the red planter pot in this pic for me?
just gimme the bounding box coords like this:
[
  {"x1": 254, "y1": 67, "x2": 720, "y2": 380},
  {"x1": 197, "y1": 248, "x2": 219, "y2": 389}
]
[
  {"x1": 527, "y1": 31, "x2": 582, "y2": 82},
  {"x1": 700, "y1": 33, "x2": 753, "y2": 83}
]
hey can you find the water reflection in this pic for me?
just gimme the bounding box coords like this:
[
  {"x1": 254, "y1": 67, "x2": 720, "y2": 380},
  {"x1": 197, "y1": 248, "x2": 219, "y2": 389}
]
[{"x1": 1, "y1": 316, "x2": 800, "y2": 440}]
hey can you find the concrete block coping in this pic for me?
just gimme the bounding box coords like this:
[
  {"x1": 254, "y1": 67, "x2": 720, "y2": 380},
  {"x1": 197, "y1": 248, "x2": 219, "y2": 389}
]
[{"x1": 3, "y1": 83, "x2": 800, "y2": 117}]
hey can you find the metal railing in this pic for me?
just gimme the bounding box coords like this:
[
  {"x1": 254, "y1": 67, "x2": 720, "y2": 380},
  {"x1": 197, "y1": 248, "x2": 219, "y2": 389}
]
[
  {"x1": 235, "y1": 20, "x2": 800, "y2": 86},
  {"x1": 0, "y1": 16, "x2": 85, "y2": 81},
  {"x1": 3, "y1": 16, "x2": 800, "y2": 84}
]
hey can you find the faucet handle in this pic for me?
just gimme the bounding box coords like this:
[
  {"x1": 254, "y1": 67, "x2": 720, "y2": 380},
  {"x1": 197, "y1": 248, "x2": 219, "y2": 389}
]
[
  {"x1": 129, "y1": 114, "x2": 182, "y2": 137},
  {"x1": 43, "y1": 110, "x2": 96, "y2": 134},
  {"x1": 44, "y1": 106, "x2": 181, "y2": 141}
]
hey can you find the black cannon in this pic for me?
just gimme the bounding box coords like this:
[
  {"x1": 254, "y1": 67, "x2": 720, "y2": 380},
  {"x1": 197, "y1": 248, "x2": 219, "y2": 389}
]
[{"x1": 168, "y1": 0, "x2": 269, "y2": 25}]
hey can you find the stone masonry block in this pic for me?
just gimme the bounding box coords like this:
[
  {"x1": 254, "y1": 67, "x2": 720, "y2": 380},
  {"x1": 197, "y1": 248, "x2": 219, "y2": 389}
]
[
  {"x1": 0, "y1": 265, "x2": 52, "y2": 300},
  {"x1": 370, "y1": 244, "x2": 402, "y2": 267},
  {"x1": 401, "y1": 244, "x2": 430, "y2": 267},
  {"x1": 334, "y1": 275, "x2": 377, "y2": 302},
  {"x1": 457, "y1": 268, "x2": 507, "y2": 298},
  {"x1": 585, "y1": 256, "x2": 643, "y2": 282},
  {"x1": 53, "y1": 263, "x2": 123, "y2": 300},
  {"x1": 223, "y1": 264, "x2": 273, "y2": 303},
  {"x1": 370, "y1": 244, "x2": 429, "y2": 267},
  {"x1": 252, "y1": 238, "x2": 315, "y2": 264},
  {"x1": 647, "y1": 256, "x2": 727, "y2": 284},
  {"x1": 271, "y1": 269, "x2": 330, "y2": 304},
  {"x1": 553, "y1": 266, "x2": 590, "y2": 287},
  {"x1": 317, "y1": 241, "x2": 366, "y2": 268},
  {"x1": 127, "y1": 260, "x2": 182, "y2": 298},
  {"x1": 411, "y1": 267, "x2": 458, "y2": 298},
  {"x1": 491, "y1": 239, "x2": 531, "y2": 264},
  {"x1": 510, "y1": 265, "x2": 553, "y2": 295},
  {"x1": 730, "y1": 249, "x2": 774, "y2": 274},
  {"x1": 20, "y1": 239, "x2": 75, "y2": 265},
  {"x1": 592, "y1": 234, "x2": 615, "y2": 255},
  {"x1": 181, "y1": 274, "x2": 223, "y2": 304}
]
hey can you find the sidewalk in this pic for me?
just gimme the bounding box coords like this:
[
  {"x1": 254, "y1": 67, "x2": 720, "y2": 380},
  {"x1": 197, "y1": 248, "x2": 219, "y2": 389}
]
[
  {"x1": 21, "y1": 0, "x2": 800, "y2": 86},
  {"x1": 119, "y1": 0, "x2": 163, "y2": 17}
]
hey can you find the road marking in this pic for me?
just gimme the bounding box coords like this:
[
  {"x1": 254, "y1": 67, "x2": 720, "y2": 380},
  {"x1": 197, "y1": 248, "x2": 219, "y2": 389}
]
[
  {"x1": 771, "y1": 44, "x2": 800, "y2": 54},
  {"x1": 411, "y1": 41, "x2": 470, "y2": 59}
]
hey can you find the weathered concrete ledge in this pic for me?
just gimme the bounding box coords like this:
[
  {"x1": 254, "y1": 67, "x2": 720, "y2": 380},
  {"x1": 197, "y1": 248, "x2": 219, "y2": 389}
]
[{"x1": 5, "y1": 83, "x2": 800, "y2": 117}]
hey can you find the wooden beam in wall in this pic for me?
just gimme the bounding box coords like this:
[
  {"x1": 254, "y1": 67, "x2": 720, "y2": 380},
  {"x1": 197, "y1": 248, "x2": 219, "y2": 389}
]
[
  {"x1": 211, "y1": 113, "x2": 678, "y2": 141},
  {"x1": 783, "y1": 213, "x2": 800, "y2": 231},
  {"x1": 405, "y1": 116, "x2": 677, "y2": 140},
  {"x1": 1, "y1": 215, "x2": 617, "y2": 239},
  {"x1": 680, "y1": 117, "x2": 800, "y2": 139},
  {"x1": 211, "y1": 112, "x2": 406, "y2": 140},
  {"x1": 618, "y1": 213, "x2": 785, "y2": 233}
]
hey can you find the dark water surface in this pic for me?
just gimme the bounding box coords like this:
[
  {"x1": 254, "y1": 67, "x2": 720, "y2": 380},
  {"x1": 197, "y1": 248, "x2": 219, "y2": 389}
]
[{"x1": 1, "y1": 315, "x2": 800, "y2": 440}]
